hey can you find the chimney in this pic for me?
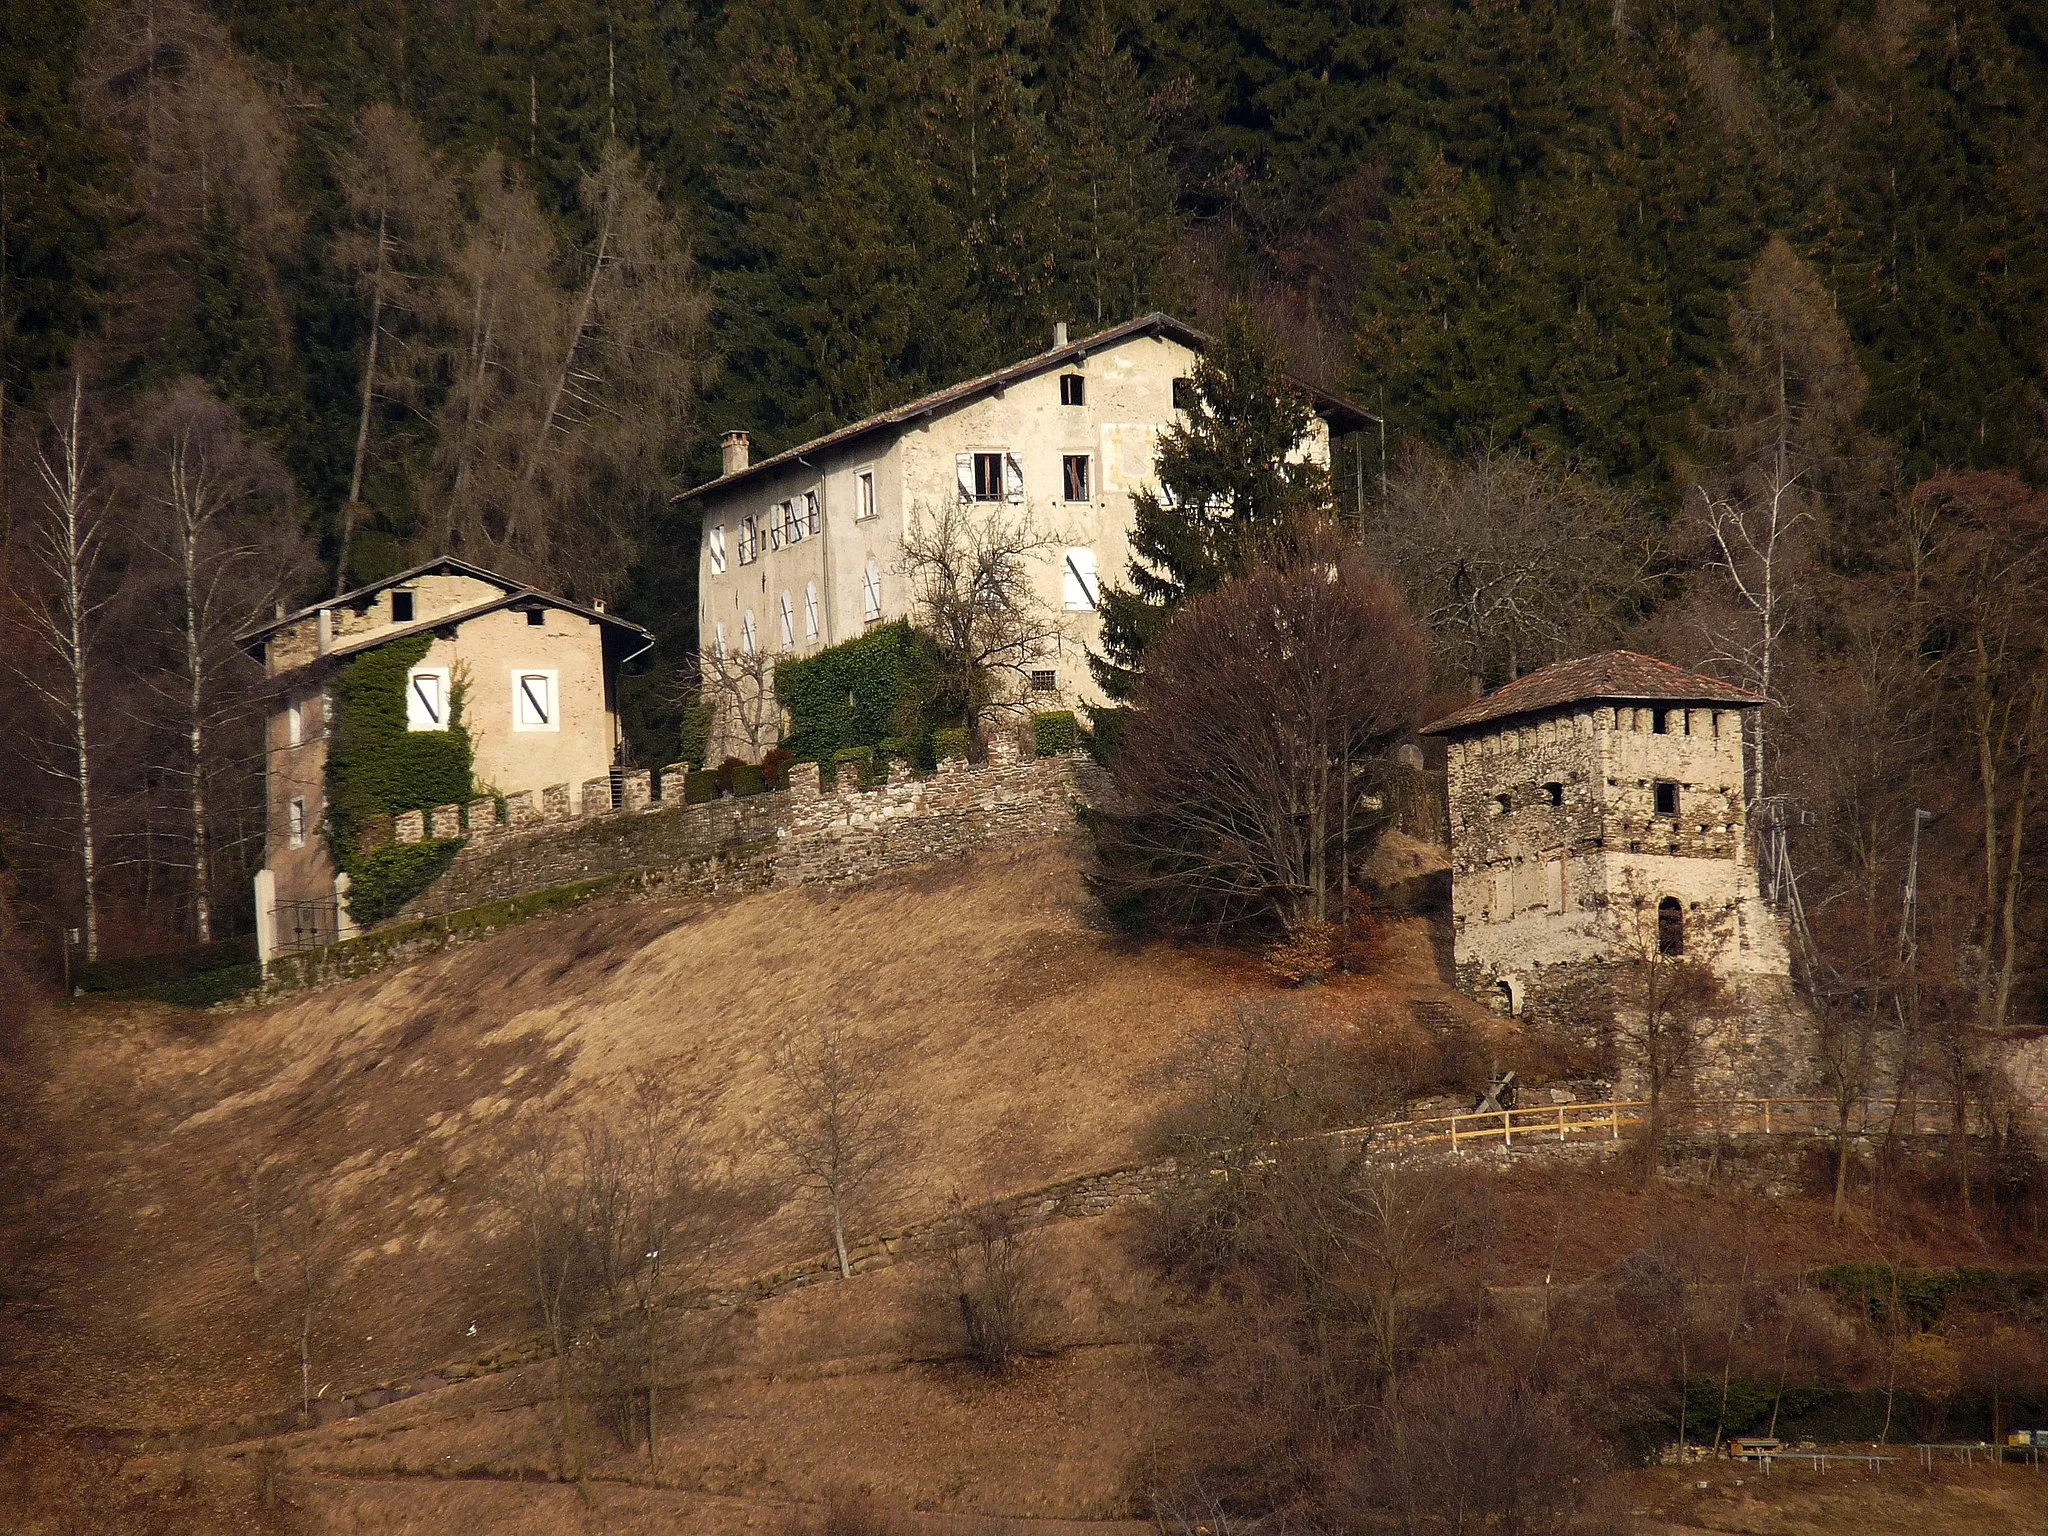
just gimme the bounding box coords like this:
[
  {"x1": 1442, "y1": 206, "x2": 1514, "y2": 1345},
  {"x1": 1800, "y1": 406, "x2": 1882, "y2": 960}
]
[
  {"x1": 1052, "y1": 321, "x2": 1069, "y2": 349},
  {"x1": 721, "y1": 430, "x2": 750, "y2": 476}
]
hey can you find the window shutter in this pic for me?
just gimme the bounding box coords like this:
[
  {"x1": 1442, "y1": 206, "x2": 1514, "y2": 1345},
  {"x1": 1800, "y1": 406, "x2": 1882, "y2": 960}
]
[
  {"x1": 804, "y1": 582, "x2": 820, "y2": 639},
  {"x1": 1062, "y1": 548, "x2": 1100, "y2": 611},
  {"x1": 805, "y1": 490, "x2": 820, "y2": 535},
  {"x1": 862, "y1": 561, "x2": 882, "y2": 621},
  {"x1": 956, "y1": 454, "x2": 975, "y2": 504},
  {"x1": 741, "y1": 610, "x2": 757, "y2": 655},
  {"x1": 779, "y1": 591, "x2": 796, "y2": 647},
  {"x1": 1004, "y1": 452, "x2": 1025, "y2": 503},
  {"x1": 714, "y1": 621, "x2": 727, "y2": 660},
  {"x1": 709, "y1": 525, "x2": 727, "y2": 574}
]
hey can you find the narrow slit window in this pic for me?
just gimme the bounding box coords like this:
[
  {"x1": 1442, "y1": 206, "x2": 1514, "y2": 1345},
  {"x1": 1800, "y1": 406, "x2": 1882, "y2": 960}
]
[
  {"x1": 288, "y1": 796, "x2": 306, "y2": 849},
  {"x1": 1060, "y1": 373, "x2": 1085, "y2": 406},
  {"x1": 1657, "y1": 897, "x2": 1684, "y2": 957},
  {"x1": 1063, "y1": 454, "x2": 1091, "y2": 502},
  {"x1": 856, "y1": 469, "x2": 877, "y2": 521},
  {"x1": 287, "y1": 701, "x2": 303, "y2": 747}
]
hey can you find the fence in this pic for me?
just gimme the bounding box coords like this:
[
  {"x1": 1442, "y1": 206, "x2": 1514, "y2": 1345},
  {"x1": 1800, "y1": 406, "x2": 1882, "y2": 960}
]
[
  {"x1": 1323, "y1": 1096, "x2": 2048, "y2": 1158},
  {"x1": 268, "y1": 898, "x2": 341, "y2": 956}
]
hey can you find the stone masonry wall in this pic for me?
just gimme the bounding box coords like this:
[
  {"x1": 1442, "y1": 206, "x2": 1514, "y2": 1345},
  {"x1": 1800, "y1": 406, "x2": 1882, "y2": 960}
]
[{"x1": 386, "y1": 737, "x2": 1099, "y2": 926}]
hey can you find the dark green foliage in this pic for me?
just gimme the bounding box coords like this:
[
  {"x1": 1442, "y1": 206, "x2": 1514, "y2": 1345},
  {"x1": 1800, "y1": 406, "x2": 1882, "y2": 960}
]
[
  {"x1": 684, "y1": 770, "x2": 719, "y2": 804},
  {"x1": 342, "y1": 838, "x2": 464, "y2": 926},
  {"x1": 776, "y1": 621, "x2": 941, "y2": 767},
  {"x1": 1093, "y1": 307, "x2": 1335, "y2": 700},
  {"x1": 324, "y1": 635, "x2": 474, "y2": 865},
  {"x1": 729, "y1": 763, "x2": 765, "y2": 797},
  {"x1": 74, "y1": 935, "x2": 261, "y2": 994},
  {"x1": 1031, "y1": 710, "x2": 1081, "y2": 756},
  {"x1": 832, "y1": 746, "x2": 876, "y2": 789},
  {"x1": 1083, "y1": 704, "x2": 1130, "y2": 764},
  {"x1": 1810, "y1": 1263, "x2": 2048, "y2": 1332},
  {"x1": 932, "y1": 727, "x2": 971, "y2": 762}
]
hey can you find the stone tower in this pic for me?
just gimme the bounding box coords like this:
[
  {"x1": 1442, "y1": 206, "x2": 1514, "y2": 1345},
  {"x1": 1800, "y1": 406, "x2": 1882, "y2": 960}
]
[{"x1": 1418, "y1": 652, "x2": 1789, "y2": 1049}]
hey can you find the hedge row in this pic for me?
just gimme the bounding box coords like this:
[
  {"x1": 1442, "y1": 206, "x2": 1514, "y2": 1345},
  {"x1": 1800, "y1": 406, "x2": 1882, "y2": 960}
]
[{"x1": 75, "y1": 933, "x2": 259, "y2": 993}]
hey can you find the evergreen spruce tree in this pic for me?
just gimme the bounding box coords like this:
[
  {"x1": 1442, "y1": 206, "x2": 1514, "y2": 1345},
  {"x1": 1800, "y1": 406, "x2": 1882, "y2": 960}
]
[{"x1": 1091, "y1": 306, "x2": 1334, "y2": 702}]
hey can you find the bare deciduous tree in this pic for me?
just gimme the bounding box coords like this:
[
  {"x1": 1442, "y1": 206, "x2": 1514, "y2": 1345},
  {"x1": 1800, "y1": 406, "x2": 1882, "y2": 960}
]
[
  {"x1": 7, "y1": 379, "x2": 111, "y2": 960},
  {"x1": 768, "y1": 1018, "x2": 903, "y2": 1279},
  {"x1": 690, "y1": 641, "x2": 781, "y2": 763},
  {"x1": 1607, "y1": 874, "x2": 1731, "y2": 1162},
  {"x1": 278, "y1": 1175, "x2": 338, "y2": 1423},
  {"x1": 934, "y1": 1201, "x2": 1038, "y2": 1376},
  {"x1": 136, "y1": 380, "x2": 304, "y2": 942},
  {"x1": 899, "y1": 496, "x2": 1065, "y2": 735},
  {"x1": 1090, "y1": 519, "x2": 1428, "y2": 938},
  {"x1": 1373, "y1": 443, "x2": 1658, "y2": 694}
]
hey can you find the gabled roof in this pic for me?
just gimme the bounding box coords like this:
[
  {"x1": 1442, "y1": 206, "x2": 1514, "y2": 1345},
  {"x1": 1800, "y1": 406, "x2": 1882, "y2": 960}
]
[
  {"x1": 673, "y1": 312, "x2": 1379, "y2": 505},
  {"x1": 236, "y1": 554, "x2": 652, "y2": 668},
  {"x1": 237, "y1": 555, "x2": 522, "y2": 645},
  {"x1": 1418, "y1": 651, "x2": 1764, "y2": 736}
]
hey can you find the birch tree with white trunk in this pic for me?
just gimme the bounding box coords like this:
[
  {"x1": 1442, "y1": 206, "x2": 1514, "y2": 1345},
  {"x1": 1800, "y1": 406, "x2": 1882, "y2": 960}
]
[{"x1": 8, "y1": 378, "x2": 111, "y2": 960}]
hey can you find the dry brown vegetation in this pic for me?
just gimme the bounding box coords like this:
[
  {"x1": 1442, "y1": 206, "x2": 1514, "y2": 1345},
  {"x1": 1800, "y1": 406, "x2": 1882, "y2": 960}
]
[{"x1": 3, "y1": 837, "x2": 2046, "y2": 1533}]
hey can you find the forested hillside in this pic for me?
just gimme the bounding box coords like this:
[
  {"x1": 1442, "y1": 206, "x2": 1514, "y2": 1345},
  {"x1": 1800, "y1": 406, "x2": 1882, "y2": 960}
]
[{"x1": 2, "y1": 0, "x2": 2046, "y2": 997}]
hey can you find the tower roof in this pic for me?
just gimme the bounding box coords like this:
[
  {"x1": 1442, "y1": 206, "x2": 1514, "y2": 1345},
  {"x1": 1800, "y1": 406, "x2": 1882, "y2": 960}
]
[{"x1": 1418, "y1": 651, "x2": 1763, "y2": 737}]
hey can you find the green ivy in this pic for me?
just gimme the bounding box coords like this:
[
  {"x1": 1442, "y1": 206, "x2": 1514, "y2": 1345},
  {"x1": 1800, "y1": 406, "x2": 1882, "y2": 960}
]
[
  {"x1": 775, "y1": 620, "x2": 944, "y2": 768},
  {"x1": 933, "y1": 727, "x2": 970, "y2": 762},
  {"x1": 325, "y1": 633, "x2": 474, "y2": 924},
  {"x1": 833, "y1": 745, "x2": 876, "y2": 788},
  {"x1": 344, "y1": 839, "x2": 465, "y2": 926}
]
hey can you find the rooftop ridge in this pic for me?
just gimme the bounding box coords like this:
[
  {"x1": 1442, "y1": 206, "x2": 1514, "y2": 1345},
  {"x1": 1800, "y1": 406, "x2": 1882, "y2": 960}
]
[{"x1": 1418, "y1": 650, "x2": 1763, "y2": 736}]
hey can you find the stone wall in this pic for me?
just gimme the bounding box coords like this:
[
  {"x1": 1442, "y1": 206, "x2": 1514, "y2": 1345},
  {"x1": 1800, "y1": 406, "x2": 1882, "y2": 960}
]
[{"x1": 381, "y1": 738, "x2": 1098, "y2": 928}]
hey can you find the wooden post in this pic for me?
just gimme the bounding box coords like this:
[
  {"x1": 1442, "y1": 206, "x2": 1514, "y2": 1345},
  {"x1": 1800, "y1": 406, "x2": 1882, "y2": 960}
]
[
  {"x1": 1450, "y1": 1116, "x2": 1460, "y2": 1154},
  {"x1": 1502, "y1": 1109, "x2": 1512, "y2": 1149},
  {"x1": 1558, "y1": 1104, "x2": 1567, "y2": 1142},
  {"x1": 1763, "y1": 1100, "x2": 1772, "y2": 1135}
]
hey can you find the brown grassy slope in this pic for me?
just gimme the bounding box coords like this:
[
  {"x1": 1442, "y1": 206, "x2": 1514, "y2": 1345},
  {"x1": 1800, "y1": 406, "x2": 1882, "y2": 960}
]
[{"x1": 5, "y1": 835, "x2": 1470, "y2": 1432}]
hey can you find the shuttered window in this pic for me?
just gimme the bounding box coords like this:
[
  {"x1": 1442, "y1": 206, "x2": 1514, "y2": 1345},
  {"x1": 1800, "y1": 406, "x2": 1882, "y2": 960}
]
[
  {"x1": 861, "y1": 561, "x2": 883, "y2": 622},
  {"x1": 709, "y1": 525, "x2": 727, "y2": 574},
  {"x1": 779, "y1": 590, "x2": 796, "y2": 647},
  {"x1": 406, "y1": 667, "x2": 450, "y2": 731},
  {"x1": 1062, "y1": 547, "x2": 1100, "y2": 611},
  {"x1": 741, "y1": 610, "x2": 758, "y2": 655},
  {"x1": 514, "y1": 670, "x2": 558, "y2": 732},
  {"x1": 804, "y1": 582, "x2": 821, "y2": 640}
]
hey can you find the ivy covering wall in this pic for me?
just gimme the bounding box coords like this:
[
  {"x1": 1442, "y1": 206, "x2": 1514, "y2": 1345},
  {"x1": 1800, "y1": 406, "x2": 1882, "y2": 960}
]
[
  {"x1": 325, "y1": 633, "x2": 473, "y2": 923},
  {"x1": 774, "y1": 621, "x2": 943, "y2": 767}
]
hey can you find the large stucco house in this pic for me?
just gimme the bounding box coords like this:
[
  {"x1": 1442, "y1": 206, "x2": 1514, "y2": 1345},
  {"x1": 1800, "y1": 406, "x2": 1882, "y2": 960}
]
[
  {"x1": 238, "y1": 557, "x2": 650, "y2": 956},
  {"x1": 678, "y1": 313, "x2": 1376, "y2": 757}
]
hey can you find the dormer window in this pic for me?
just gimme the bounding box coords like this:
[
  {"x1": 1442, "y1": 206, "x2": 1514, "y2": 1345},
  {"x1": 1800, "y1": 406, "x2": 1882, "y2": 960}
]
[{"x1": 391, "y1": 589, "x2": 415, "y2": 623}]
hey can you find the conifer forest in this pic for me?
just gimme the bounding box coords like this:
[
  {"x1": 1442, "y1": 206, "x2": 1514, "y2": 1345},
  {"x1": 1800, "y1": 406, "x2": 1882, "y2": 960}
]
[{"x1": 1, "y1": 0, "x2": 2046, "y2": 1027}]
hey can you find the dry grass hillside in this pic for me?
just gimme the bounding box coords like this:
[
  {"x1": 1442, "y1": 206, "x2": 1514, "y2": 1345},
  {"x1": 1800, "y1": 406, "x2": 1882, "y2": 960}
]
[
  {"x1": 5, "y1": 833, "x2": 2044, "y2": 1534},
  {"x1": 3, "y1": 834, "x2": 1470, "y2": 1435}
]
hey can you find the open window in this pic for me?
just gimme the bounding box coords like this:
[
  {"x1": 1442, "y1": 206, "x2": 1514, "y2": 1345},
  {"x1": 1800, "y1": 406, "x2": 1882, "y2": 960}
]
[
  {"x1": 1063, "y1": 547, "x2": 1100, "y2": 611},
  {"x1": 1657, "y1": 897, "x2": 1684, "y2": 957},
  {"x1": 1060, "y1": 373, "x2": 1085, "y2": 406},
  {"x1": 855, "y1": 468, "x2": 878, "y2": 521},
  {"x1": 1062, "y1": 454, "x2": 1092, "y2": 502},
  {"x1": 739, "y1": 514, "x2": 757, "y2": 564},
  {"x1": 1654, "y1": 780, "x2": 1679, "y2": 817},
  {"x1": 390, "y1": 588, "x2": 415, "y2": 623},
  {"x1": 1545, "y1": 781, "x2": 1564, "y2": 808},
  {"x1": 960, "y1": 452, "x2": 1023, "y2": 503},
  {"x1": 513, "y1": 669, "x2": 558, "y2": 732},
  {"x1": 406, "y1": 666, "x2": 450, "y2": 731}
]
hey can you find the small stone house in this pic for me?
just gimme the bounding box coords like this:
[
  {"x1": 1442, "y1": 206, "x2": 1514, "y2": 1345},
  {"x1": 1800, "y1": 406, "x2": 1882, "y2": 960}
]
[
  {"x1": 678, "y1": 312, "x2": 1376, "y2": 757},
  {"x1": 1418, "y1": 651, "x2": 1790, "y2": 1038},
  {"x1": 238, "y1": 557, "x2": 651, "y2": 954}
]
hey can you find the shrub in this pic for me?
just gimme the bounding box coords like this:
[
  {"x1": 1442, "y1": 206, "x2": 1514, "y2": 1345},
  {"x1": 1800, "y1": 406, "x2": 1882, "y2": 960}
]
[
  {"x1": 833, "y1": 746, "x2": 875, "y2": 788},
  {"x1": 684, "y1": 769, "x2": 720, "y2": 804},
  {"x1": 1085, "y1": 703, "x2": 1130, "y2": 763},
  {"x1": 761, "y1": 746, "x2": 796, "y2": 790},
  {"x1": 343, "y1": 839, "x2": 464, "y2": 926},
  {"x1": 932, "y1": 727, "x2": 971, "y2": 762},
  {"x1": 775, "y1": 621, "x2": 944, "y2": 766},
  {"x1": 934, "y1": 1205, "x2": 1039, "y2": 1375},
  {"x1": 730, "y1": 763, "x2": 766, "y2": 797},
  {"x1": 1031, "y1": 709, "x2": 1081, "y2": 756},
  {"x1": 75, "y1": 934, "x2": 259, "y2": 993}
]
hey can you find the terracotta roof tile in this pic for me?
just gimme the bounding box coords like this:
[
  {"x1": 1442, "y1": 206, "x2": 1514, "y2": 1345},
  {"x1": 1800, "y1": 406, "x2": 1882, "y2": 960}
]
[{"x1": 1418, "y1": 651, "x2": 1763, "y2": 735}]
